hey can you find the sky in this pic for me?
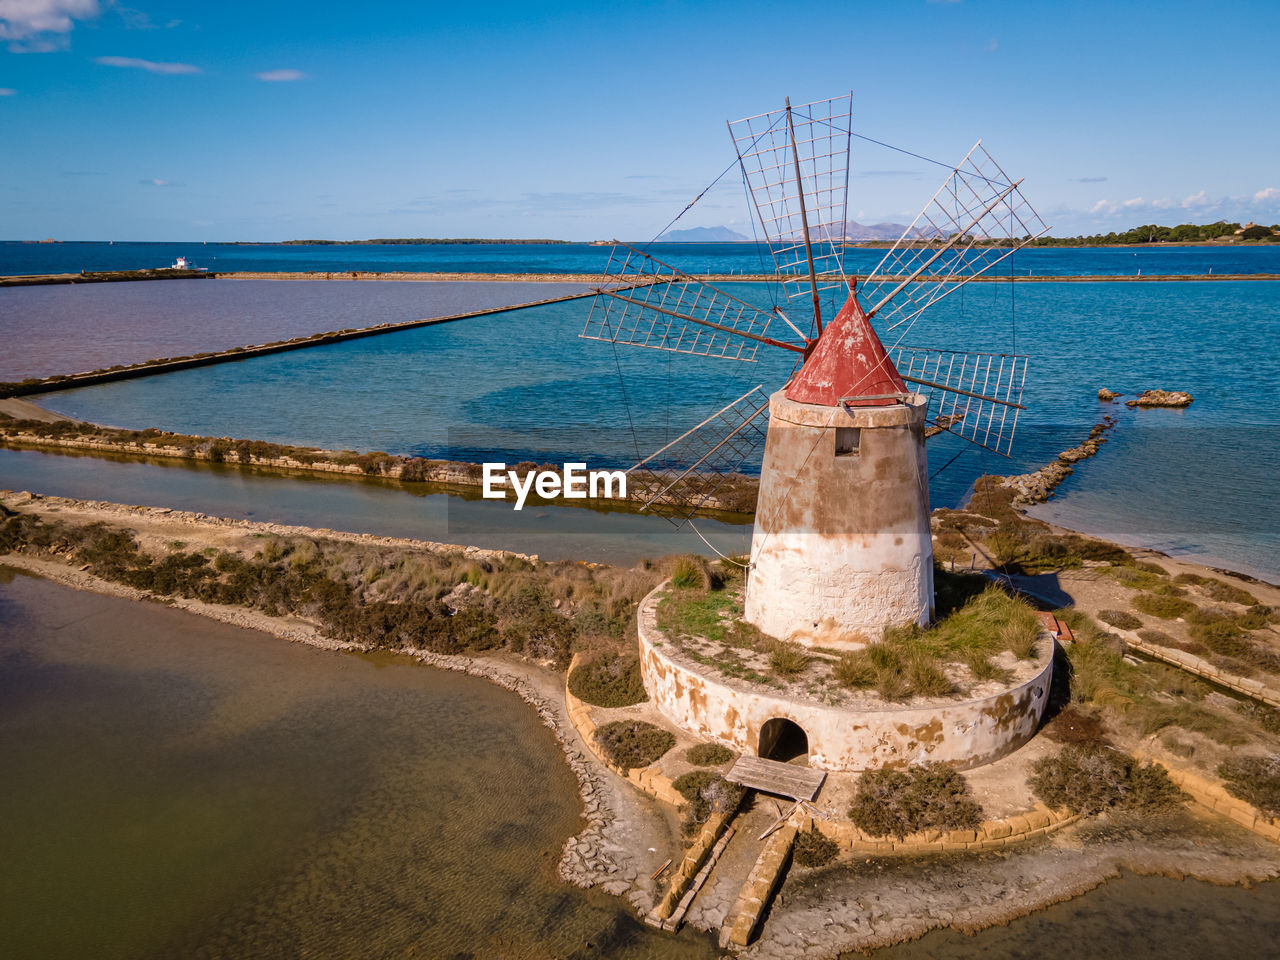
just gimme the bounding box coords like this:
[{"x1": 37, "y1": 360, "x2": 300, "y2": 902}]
[{"x1": 2, "y1": 0, "x2": 1278, "y2": 242}]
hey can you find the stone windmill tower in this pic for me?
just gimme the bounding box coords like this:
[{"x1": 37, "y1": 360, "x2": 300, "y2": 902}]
[{"x1": 582, "y1": 95, "x2": 1046, "y2": 647}]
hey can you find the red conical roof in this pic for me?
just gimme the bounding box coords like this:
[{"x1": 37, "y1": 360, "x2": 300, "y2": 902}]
[{"x1": 785, "y1": 286, "x2": 908, "y2": 407}]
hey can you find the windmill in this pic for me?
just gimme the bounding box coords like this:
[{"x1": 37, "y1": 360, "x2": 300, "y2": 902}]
[{"x1": 582, "y1": 94, "x2": 1048, "y2": 648}]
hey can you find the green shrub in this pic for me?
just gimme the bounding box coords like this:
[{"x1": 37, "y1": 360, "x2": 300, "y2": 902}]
[
  {"x1": 567, "y1": 654, "x2": 647, "y2": 707},
  {"x1": 792, "y1": 825, "x2": 839, "y2": 867},
  {"x1": 1201, "y1": 578, "x2": 1258, "y2": 606},
  {"x1": 1218, "y1": 754, "x2": 1280, "y2": 819},
  {"x1": 1187, "y1": 609, "x2": 1254, "y2": 658},
  {"x1": 1028, "y1": 745, "x2": 1184, "y2": 815},
  {"x1": 685, "y1": 743, "x2": 735, "y2": 766},
  {"x1": 767, "y1": 640, "x2": 810, "y2": 678},
  {"x1": 847, "y1": 764, "x2": 982, "y2": 839},
  {"x1": 672, "y1": 770, "x2": 745, "y2": 823},
  {"x1": 1136, "y1": 628, "x2": 1175, "y2": 645},
  {"x1": 1099, "y1": 609, "x2": 1143, "y2": 631},
  {"x1": 669, "y1": 555, "x2": 709, "y2": 590},
  {"x1": 594, "y1": 720, "x2": 675, "y2": 771},
  {"x1": 1132, "y1": 592, "x2": 1196, "y2": 620}
]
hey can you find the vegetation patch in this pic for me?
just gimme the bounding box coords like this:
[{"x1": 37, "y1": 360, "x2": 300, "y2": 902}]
[
  {"x1": 567, "y1": 654, "x2": 647, "y2": 707},
  {"x1": 1029, "y1": 745, "x2": 1184, "y2": 815},
  {"x1": 1218, "y1": 754, "x2": 1280, "y2": 819},
  {"x1": 672, "y1": 770, "x2": 745, "y2": 825},
  {"x1": 847, "y1": 764, "x2": 983, "y2": 839},
  {"x1": 792, "y1": 825, "x2": 839, "y2": 867},
  {"x1": 0, "y1": 506, "x2": 655, "y2": 670},
  {"x1": 594, "y1": 720, "x2": 675, "y2": 771},
  {"x1": 1099, "y1": 609, "x2": 1143, "y2": 631},
  {"x1": 1132, "y1": 592, "x2": 1197, "y2": 620},
  {"x1": 685, "y1": 743, "x2": 735, "y2": 767},
  {"x1": 1057, "y1": 611, "x2": 1249, "y2": 745}
]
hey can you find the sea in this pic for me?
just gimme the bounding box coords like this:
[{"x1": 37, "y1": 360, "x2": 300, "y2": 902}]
[{"x1": 2, "y1": 242, "x2": 1277, "y2": 579}]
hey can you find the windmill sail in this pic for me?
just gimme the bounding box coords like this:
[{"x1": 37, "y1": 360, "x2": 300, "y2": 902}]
[
  {"x1": 727, "y1": 94, "x2": 853, "y2": 324},
  {"x1": 890, "y1": 346, "x2": 1028, "y2": 457},
  {"x1": 626, "y1": 386, "x2": 771, "y2": 526},
  {"x1": 861, "y1": 141, "x2": 1049, "y2": 337},
  {"x1": 581, "y1": 243, "x2": 803, "y2": 362}
]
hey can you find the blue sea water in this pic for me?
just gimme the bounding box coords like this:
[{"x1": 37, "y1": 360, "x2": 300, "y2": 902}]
[
  {"x1": 24, "y1": 274, "x2": 1280, "y2": 579},
  {"x1": 4, "y1": 240, "x2": 1280, "y2": 278}
]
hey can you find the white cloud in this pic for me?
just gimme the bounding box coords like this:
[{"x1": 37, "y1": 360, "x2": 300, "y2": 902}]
[
  {"x1": 1255, "y1": 187, "x2": 1280, "y2": 204},
  {"x1": 140, "y1": 177, "x2": 178, "y2": 187},
  {"x1": 255, "y1": 68, "x2": 306, "y2": 82},
  {"x1": 95, "y1": 55, "x2": 200, "y2": 74},
  {"x1": 985, "y1": 38, "x2": 998, "y2": 52},
  {"x1": 0, "y1": 0, "x2": 98, "y2": 50},
  {"x1": 1090, "y1": 199, "x2": 1117, "y2": 215},
  {"x1": 1181, "y1": 190, "x2": 1211, "y2": 209},
  {"x1": 0, "y1": 87, "x2": 15, "y2": 95},
  {"x1": 1152, "y1": 197, "x2": 1175, "y2": 209},
  {"x1": 1122, "y1": 196, "x2": 1145, "y2": 208}
]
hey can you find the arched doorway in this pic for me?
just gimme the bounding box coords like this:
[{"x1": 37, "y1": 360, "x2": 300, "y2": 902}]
[{"x1": 757, "y1": 718, "x2": 808, "y2": 763}]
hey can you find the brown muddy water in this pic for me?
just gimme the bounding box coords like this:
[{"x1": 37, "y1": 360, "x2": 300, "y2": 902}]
[
  {"x1": 4, "y1": 568, "x2": 1280, "y2": 960},
  {"x1": 0, "y1": 569, "x2": 714, "y2": 960}
]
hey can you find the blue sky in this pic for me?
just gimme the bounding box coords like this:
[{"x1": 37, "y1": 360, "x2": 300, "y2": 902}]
[{"x1": 2, "y1": 0, "x2": 1278, "y2": 241}]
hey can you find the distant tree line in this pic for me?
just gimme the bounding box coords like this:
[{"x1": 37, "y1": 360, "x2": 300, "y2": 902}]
[{"x1": 1029, "y1": 221, "x2": 1279, "y2": 246}]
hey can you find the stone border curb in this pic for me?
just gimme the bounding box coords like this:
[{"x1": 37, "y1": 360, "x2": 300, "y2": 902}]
[
  {"x1": 1133, "y1": 750, "x2": 1280, "y2": 844},
  {"x1": 564, "y1": 654, "x2": 686, "y2": 808},
  {"x1": 806, "y1": 803, "x2": 1081, "y2": 856}
]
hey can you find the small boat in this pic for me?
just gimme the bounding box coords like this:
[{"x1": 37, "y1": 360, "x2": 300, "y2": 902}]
[{"x1": 167, "y1": 256, "x2": 206, "y2": 272}]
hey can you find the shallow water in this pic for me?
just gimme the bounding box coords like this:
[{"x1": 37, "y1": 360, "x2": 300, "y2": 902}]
[
  {"x1": 867, "y1": 871, "x2": 1280, "y2": 959},
  {"x1": 27, "y1": 279, "x2": 1280, "y2": 579},
  {"x1": 0, "y1": 569, "x2": 716, "y2": 960},
  {"x1": 0, "y1": 447, "x2": 752, "y2": 564},
  {"x1": 5, "y1": 570, "x2": 1280, "y2": 960},
  {"x1": 0, "y1": 278, "x2": 589, "y2": 381}
]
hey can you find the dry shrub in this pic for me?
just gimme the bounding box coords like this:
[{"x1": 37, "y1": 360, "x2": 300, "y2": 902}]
[
  {"x1": 1099, "y1": 609, "x2": 1143, "y2": 631},
  {"x1": 1029, "y1": 744, "x2": 1184, "y2": 815},
  {"x1": 672, "y1": 770, "x2": 746, "y2": 825},
  {"x1": 685, "y1": 742, "x2": 735, "y2": 766},
  {"x1": 594, "y1": 720, "x2": 674, "y2": 771},
  {"x1": 567, "y1": 654, "x2": 647, "y2": 707},
  {"x1": 792, "y1": 825, "x2": 839, "y2": 867},
  {"x1": 848, "y1": 764, "x2": 982, "y2": 839},
  {"x1": 1041, "y1": 704, "x2": 1110, "y2": 746},
  {"x1": 1218, "y1": 754, "x2": 1280, "y2": 819}
]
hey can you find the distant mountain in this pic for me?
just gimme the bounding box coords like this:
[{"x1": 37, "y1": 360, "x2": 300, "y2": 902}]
[{"x1": 656, "y1": 225, "x2": 752, "y2": 242}]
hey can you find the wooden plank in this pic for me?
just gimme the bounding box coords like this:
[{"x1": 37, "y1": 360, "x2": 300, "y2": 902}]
[{"x1": 724, "y1": 756, "x2": 826, "y2": 801}]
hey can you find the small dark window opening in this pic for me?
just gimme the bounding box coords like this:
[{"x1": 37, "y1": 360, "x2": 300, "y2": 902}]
[{"x1": 835, "y1": 426, "x2": 861, "y2": 457}]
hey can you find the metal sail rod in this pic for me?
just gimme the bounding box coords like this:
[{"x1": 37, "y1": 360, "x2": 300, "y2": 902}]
[
  {"x1": 865, "y1": 177, "x2": 1023, "y2": 319},
  {"x1": 785, "y1": 97, "x2": 824, "y2": 334},
  {"x1": 597, "y1": 290, "x2": 806, "y2": 353},
  {"x1": 629, "y1": 386, "x2": 767, "y2": 471},
  {"x1": 899, "y1": 374, "x2": 1025, "y2": 409},
  {"x1": 638, "y1": 404, "x2": 771, "y2": 509},
  {"x1": 879, "y1": 225, "x2": 1052, "y2": 331}
]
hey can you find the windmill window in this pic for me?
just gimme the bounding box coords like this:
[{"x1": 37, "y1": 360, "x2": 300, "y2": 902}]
[{"x1": 835, "y1": 427, "x2": 861, "y2": 457}]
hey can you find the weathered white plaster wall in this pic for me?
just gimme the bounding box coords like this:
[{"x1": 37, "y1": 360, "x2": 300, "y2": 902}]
[
  {"x1": 640, "y1": 587, "x2": 1053, "y2": 772},
  {"x1": 745, "y1": 391, "x2": 933, "y2": 648}
]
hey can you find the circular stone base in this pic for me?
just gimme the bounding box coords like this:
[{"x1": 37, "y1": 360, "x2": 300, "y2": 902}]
[{"x1": 638, "y1": 585, "x2": 1054, "y2": 773}]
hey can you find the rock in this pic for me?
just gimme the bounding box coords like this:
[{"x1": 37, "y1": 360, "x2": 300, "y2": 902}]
[
  {"x1": 1097, "y1": 388, "x2": 1119, "y2": 402},
  {"x1": 1125, "y1": 389, "x2": 1193, "y2": 409}
]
